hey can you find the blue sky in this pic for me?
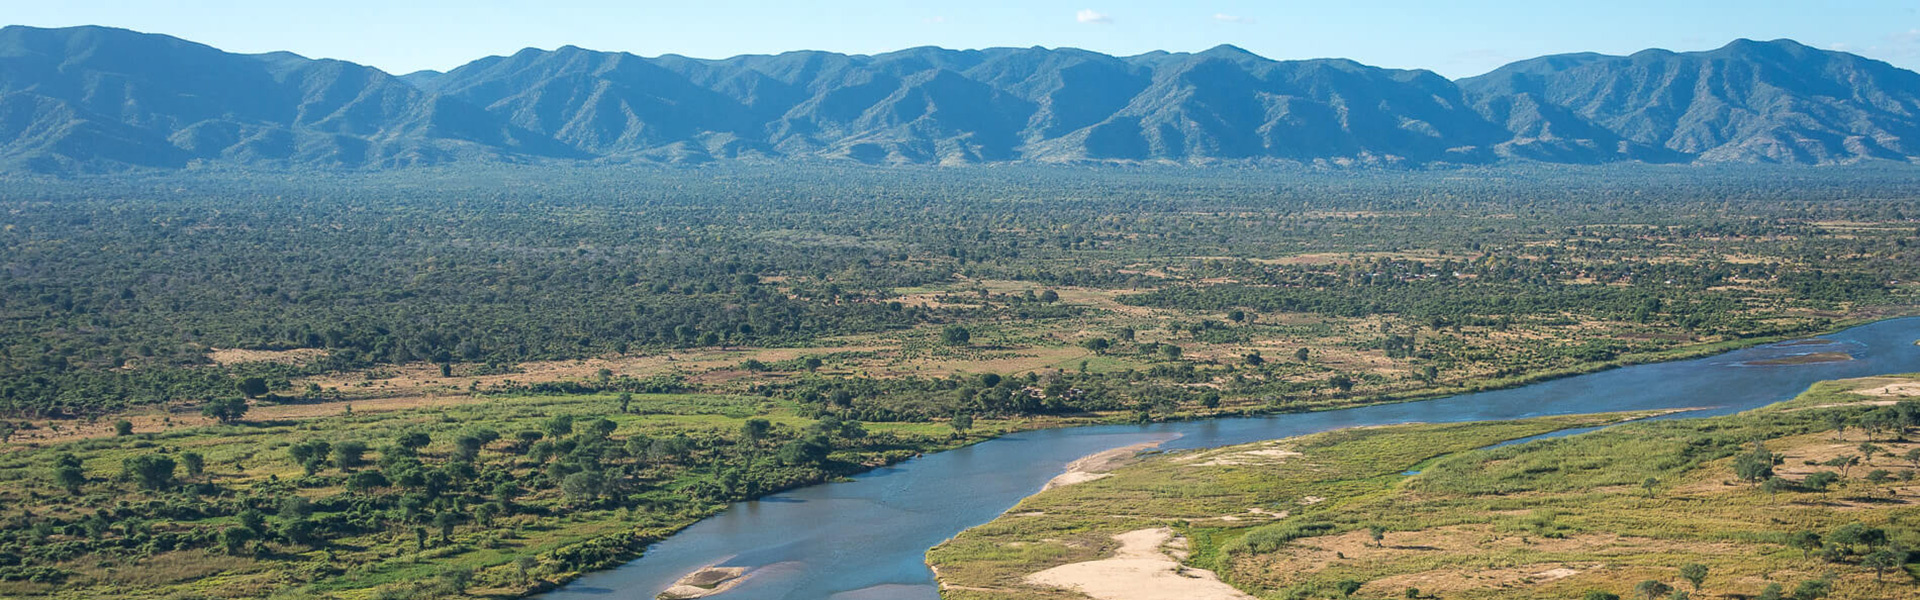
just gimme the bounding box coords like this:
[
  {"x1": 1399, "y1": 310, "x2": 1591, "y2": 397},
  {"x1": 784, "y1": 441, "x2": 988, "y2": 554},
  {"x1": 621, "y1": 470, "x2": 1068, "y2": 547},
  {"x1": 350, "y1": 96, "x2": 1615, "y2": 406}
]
[{"x1": 4, "y1": 1, "x2": 1916, "y2": 78}]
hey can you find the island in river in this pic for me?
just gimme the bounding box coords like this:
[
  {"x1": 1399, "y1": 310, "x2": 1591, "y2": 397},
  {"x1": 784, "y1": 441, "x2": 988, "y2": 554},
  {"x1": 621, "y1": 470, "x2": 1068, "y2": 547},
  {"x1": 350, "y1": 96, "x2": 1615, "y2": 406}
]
[{"x1": 930, "y1": 374, "x2": 1920, "y2": 600}]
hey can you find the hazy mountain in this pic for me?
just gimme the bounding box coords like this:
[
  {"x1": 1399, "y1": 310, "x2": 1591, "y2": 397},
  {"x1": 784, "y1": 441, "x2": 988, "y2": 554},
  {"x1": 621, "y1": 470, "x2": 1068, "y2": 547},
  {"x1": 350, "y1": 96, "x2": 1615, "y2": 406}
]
[
  {"x1": 3, "y1": 25, "x2": 1918, "y2": 172},
  {"x1": 1459, "y1": 39, "x2": 1920, "y2": 164}
]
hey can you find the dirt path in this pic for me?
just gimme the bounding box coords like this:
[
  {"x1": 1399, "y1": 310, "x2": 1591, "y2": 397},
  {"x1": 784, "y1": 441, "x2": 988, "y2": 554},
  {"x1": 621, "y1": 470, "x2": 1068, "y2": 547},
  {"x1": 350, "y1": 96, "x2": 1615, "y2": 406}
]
[{"x1": 1024, "y1": 528, "x2": 1255, "y2": 600}]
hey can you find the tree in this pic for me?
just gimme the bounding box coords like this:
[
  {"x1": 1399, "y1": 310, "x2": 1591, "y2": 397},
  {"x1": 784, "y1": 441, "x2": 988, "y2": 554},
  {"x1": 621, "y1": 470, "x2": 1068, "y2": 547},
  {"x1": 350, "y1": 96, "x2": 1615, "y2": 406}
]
[
  {"x1": 561, "y1": 472, "x2": 601, "y2": 505},
  {"x1": 515, "y1": 555, "x2": 539, "y2": 584},
  {"x1": 220, "y1": 526, "x2": 255, "y2": 555},
  {"x1": 434, "y1": 511, "x2": 460, "y2": 542},
  {"x1": 1733, "y1": 443, "x2": 1775, "y2": 483},
  {"x1": 741, "y1": 418, "x2": 772, "y2": 445},
  {"x1": 1336, "y1": 579, "x2": 1363, "y2": 597},
  {"x1": 950, "y1": 413, "x2": 974, "y2": 436},
  {"x1": 55, "y1": 463, "x2": 86, "y2": 495},
  {"x1": 1802, "y1": 471, "x2": 1839, "y2": 491},
  {"x1": 1038, "y1": 290, "x2": 1059, "y2": 303},
  {"x1": 1827, "y1": 522, "x2": 1886, "y2": 552},
  {"x1": 1329, "y1": 374, "x2": 1356, "y2": 393},
  {"x1": 1756, "y1": 583, "x2": 1784, "y2": 600},
  {"x1": 238, "y1": 377, "x2": 270, "y2": 399},
  {"x1": 397, "y1": 430, "x2": 431, "y2": 449},
  {"x1": 1296, "y1": 348, "x2": 1311, "y2": 362},
  {"x1": 438, "y1": 568, "x2": 474, "y2": 594},
  {"x1": 1678, "y1": 564, "x2": 1708, "y2": 591},
  {"x1": 122, "y1": 454, "x2": 176, "y2": 491},
  {"x1": 332, "y1": 441, "x2": 369, "y2": 471},
  {"x1": 201, "y1": 396, "x2": 249, "y2": 423},
  {"x1": 1642, "y1": 476, "x2": 1659, "y2": 497},
  {"x1": 1635, "y1": 580, "x2": 1672, "y2": 600},
  {"x1": 1368, "y1": 525, "x2": 1386, "y2": 547},
  {"x1": 943, "y1": 324, "x2": 971, "y2": 346},
  {"x1": 803, "y1": 356, "x2": 824, "y2": 371},
  {"x1": 1585, "y1": 592, "x2": 1621, "y2": 600},
  {"x1": 544, "y1": 415, "x2": 575, "y2": 437},
  {"x1": 1244, "y1": 352, "x2": 1265, "y2": 366},
  {"x1": 1082, "y1": 337, "x2": 1111, "y2": 354},
  {"x1": 347, "y1": 470, "x2": 388, "y2": 493},
  {"x1": 1790, "y1": 578, "x2": 1830, "y2": 600},
  {"x1": 777, "y1": 435, "x2": 831, "y2": 466},
  {"x1": 1787, "y1": 530, "x2": 1822, "y2": 559},
  {"x1": 1862, "y1": 549, "x2": 1907, "y2": 580},
  {"x1": 1227, "y1": 309, "x2": 1246, "y2": 323},
  {"x1": 181, "y1": 452, "x2": 205, "y2": 478},
  {"x1": 1761, "y1": 477, "x2": 1791, "y2": 495},
  {"x1": 113, "y1": 420, "x2": 133, "y2": 436},
  {"x1": 617, "y1": 392, "x2": 634, "y2": 413},
  {"x1": 1858, "y1": 442, "x2": 1885, "y2": 462}
]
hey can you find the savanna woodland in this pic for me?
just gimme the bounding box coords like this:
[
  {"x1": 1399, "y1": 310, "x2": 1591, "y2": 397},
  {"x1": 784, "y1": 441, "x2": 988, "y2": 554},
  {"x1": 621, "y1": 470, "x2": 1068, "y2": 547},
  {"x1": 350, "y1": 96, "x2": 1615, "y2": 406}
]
[{"x1": 1, "y1": 164, "x2": 1917, "y2": 599}]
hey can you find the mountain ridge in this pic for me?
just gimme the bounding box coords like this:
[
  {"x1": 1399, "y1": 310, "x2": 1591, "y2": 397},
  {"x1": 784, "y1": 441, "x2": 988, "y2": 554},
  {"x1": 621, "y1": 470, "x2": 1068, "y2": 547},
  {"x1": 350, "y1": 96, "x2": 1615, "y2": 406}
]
[{"x1": 2, "y1": 25, "x2": 1917, "y2": 172}]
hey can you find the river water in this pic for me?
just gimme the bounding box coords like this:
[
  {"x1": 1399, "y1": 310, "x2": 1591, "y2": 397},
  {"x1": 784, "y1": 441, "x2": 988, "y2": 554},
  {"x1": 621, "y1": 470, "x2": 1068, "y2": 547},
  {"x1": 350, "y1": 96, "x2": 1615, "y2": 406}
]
[{"x1": 543, "y1": 317, "x2": 1920, "y2": 600}]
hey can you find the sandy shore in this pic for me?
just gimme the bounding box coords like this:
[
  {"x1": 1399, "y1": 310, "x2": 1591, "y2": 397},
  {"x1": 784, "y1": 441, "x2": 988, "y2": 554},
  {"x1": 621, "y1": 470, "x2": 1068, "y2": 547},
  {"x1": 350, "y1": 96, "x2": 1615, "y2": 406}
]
[
  {"x1": 1042, "y1": 441, "x2": 1163, "y2": 490},
  {"x1": 1025, "y1": 528, "x2": 1256, "y2": 600},
  {"x1": 656, "y1": 566, "x2": 748, "y2": 600}
]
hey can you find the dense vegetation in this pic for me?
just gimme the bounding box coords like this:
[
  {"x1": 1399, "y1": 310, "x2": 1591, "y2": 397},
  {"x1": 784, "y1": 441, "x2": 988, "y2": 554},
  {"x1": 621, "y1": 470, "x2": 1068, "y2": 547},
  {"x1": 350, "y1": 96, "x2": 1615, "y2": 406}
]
[{"x1": 3, "y1": 165, "x2": 1916, "y2": 419}]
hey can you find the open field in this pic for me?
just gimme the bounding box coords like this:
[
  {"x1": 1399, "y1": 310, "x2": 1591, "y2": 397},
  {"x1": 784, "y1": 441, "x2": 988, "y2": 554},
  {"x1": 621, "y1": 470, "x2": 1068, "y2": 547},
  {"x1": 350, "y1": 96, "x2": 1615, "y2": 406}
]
[{"x1": 930, "y1": 375, "x2": 1920, "y2": 600}]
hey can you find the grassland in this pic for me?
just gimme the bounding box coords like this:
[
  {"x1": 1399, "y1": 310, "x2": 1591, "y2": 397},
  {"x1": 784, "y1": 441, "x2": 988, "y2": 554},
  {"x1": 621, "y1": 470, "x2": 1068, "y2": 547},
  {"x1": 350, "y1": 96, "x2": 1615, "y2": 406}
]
[{"x1": 930, "y1": 375, "x2": 1920, "y2": 600}]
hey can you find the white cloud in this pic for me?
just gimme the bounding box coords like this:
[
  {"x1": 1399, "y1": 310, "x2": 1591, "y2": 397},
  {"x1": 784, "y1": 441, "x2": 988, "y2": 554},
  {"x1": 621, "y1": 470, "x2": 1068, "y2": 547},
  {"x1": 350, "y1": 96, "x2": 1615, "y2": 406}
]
[
  {"x1": 1214, "y1": 13, "x2": 1255, "y2": 24},
  {"x1": 924, "y1": 16, "x2": 948, "y2": 24},
  {"x1": 1076, "y1": 9, "x2": 1113, "y2": 25}
]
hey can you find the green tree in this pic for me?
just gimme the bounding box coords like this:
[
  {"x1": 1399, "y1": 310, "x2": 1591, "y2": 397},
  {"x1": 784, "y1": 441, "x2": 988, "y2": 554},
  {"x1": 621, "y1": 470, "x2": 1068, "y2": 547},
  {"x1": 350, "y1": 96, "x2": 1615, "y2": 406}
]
[
  {"x1": 1862, "y1": 549, "x2": 1907, "y2": 580},
  {"x1": 1802, "y1": 471, "x2": 1839, "y2": 491},
  {"x1": 1678, "y1": 564, "x2": 1708, "y2": 591},
  {"x1": 1082, "y1": 337, "x2": 1112, "y2": 354},
  {"x1": 1733, "y1": 443, "x2": 1775, "y2": 483},
  {"x1": 1787, "y1": 530, "x2": 1822, "y2": 559},
  {"x1": 1336, "y1": 579, "x2": 1363, "y2": 597},
  {"x1": 332, "y1": 441, "x2": 369, "y2": 471},
  {"x1": 122, "y1": 454, "x2": 176, "y2": 491},
  {"x1": 1790, "y1": 578, "x2": 1830, "y2": 600},
  {"x1": 1635, "y1": 580, "x2": 1672, "y2": 600},
  {"x1": 113, "y1": 420, "x2": 133, "y2": 436},
  {"x1": 220, "y1": 527, "x2": 255, "y2": 555},
  {"x1": 201, "y1": 396, "x2": 249, "y2": 423},
  {"x1": 618, "y1": 392, "x2": 634, "y2": 413},
  {"x1": 1585, "y1": 592, "x2": 1622, "y2": 600},
  {"x1": 1756, "y1": 583, "x2": 1784, "y2": 600},
  {"x1": 741, "y1": 418, "x2": 772, "y2": 445},
  {"x1": 950, "y1": 413, "x2": 973, "y2": 435},
  {"x1": 238, "y1": 377, "x2": 270, "y2": 399},
  {"x1": 544, "y1": 414, "x2": 575, "y2": 437},
  {"x1": 181, "y1": 452, "x2": 205, "y2": 478},
  {"x1": 55, "y1": 463, "x2": 86, "y2": 495},
  {"x1": 942, "y1": 324, "x2": 972, "y2": 346},
  {"x1": 397, "y1": 431, "x2": 431, "y2": 449}
]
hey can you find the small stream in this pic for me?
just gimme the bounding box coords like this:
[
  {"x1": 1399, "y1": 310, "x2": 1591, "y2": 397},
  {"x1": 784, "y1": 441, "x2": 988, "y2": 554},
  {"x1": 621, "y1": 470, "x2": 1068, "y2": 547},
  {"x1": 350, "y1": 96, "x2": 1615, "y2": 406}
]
[{"x1": 543, "y1": 317, "x2": 1920, "y2": 600}]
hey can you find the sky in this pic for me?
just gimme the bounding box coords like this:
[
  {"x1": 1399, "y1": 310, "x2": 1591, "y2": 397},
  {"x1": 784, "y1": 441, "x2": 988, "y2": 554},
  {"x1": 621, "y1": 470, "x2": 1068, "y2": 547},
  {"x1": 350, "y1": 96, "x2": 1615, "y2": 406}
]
[{"x1": 4, "y1": 1, "x2": 1919, "y2": 78}]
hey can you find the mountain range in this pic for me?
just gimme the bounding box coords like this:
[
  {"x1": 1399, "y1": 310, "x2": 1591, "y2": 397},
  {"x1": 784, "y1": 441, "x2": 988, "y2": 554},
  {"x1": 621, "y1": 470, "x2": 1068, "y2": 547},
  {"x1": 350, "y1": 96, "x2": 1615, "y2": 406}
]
[{"x1": 4, "y1": 25, "x2": 1920, "y2": 173}]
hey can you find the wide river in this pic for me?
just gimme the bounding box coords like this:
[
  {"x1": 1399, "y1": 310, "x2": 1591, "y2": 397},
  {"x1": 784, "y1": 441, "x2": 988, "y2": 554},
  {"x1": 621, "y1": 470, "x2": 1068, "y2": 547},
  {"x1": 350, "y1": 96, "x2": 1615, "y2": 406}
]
[{"x1": 544, "y1": 317, "x2": 1920, "y2": 600}]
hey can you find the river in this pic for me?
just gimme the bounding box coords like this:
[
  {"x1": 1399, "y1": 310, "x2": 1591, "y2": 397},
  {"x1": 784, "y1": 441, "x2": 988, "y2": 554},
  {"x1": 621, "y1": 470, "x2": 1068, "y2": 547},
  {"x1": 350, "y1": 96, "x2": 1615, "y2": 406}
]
[{"x1": 542, "y1": 317, "x2": 1920, "y2": 600}]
